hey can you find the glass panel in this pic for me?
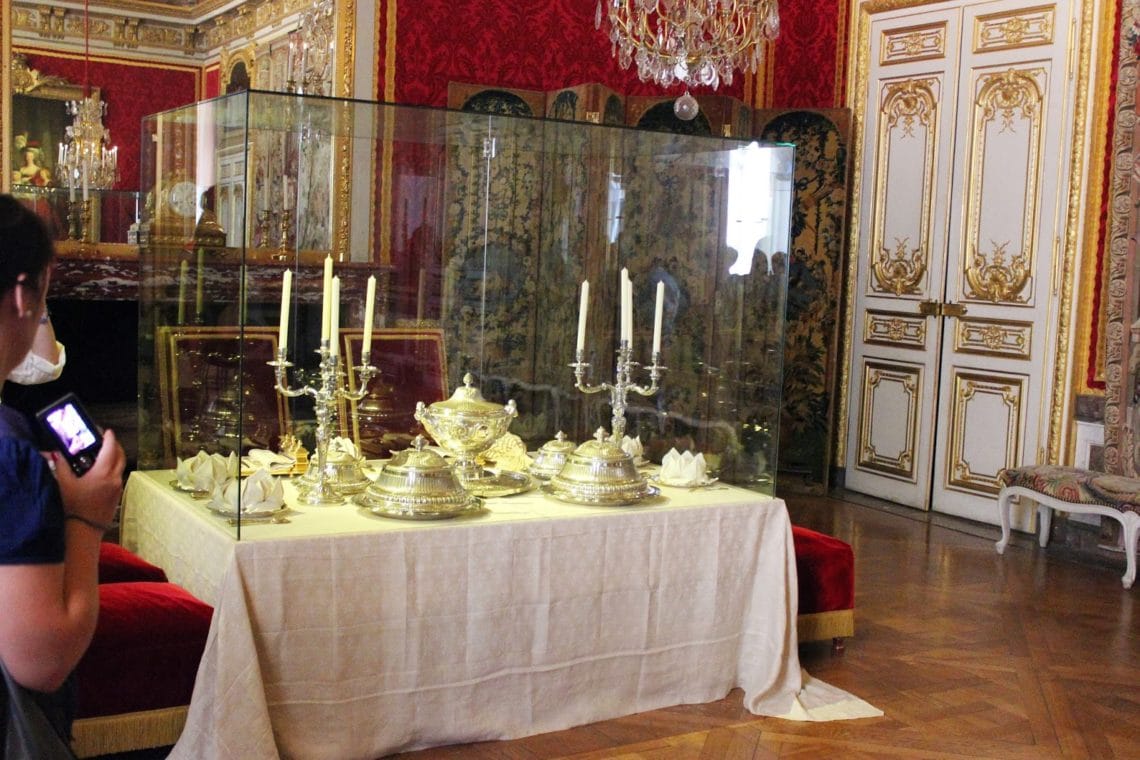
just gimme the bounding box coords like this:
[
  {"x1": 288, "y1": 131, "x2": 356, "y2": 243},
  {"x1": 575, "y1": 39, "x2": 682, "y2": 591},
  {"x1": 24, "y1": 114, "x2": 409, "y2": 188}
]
[{"x1": 137, "y1": 90, "x2": 792, "y2": 537}]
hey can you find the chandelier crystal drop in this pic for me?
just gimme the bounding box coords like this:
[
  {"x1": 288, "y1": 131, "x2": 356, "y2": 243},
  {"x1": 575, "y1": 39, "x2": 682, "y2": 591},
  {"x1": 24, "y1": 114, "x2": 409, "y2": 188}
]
[{"x1": 595, "y1": 0, "x2": 781, "y2": 92}]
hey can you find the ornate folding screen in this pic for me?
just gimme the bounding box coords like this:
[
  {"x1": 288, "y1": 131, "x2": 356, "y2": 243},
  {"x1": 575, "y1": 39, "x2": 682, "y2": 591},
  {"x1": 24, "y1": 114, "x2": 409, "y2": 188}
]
[{"x1": 755, "y1": 108, "x2": 853, "y2": 493}]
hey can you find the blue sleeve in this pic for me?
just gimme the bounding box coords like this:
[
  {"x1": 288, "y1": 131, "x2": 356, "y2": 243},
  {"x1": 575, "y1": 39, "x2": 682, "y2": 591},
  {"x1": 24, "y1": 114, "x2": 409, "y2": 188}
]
[{"x1": 0, "y1": 437, "x2": 65, "y2": 564}]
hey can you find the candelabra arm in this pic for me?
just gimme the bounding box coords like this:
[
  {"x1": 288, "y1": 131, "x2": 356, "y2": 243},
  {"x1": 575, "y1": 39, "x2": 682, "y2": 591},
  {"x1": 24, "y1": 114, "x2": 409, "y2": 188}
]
[{"x1": 570, "y1": 350, "x2": 610, "y2": 395}]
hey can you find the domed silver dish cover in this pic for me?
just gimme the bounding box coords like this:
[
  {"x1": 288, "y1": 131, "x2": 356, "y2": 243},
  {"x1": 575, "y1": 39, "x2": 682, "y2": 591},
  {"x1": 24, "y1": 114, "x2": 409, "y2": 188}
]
[
  {"x1": 297, "y1": 449, "x2": 370, "y2": 495},
  {"x1": 546, "y1": 429, "x2": 658, "y2": 506},
  {"x1": 355, "y1": 436, "x2": 481, "y2": 519},
  {"x1": 414, "y1": 372, "x2": 517, "y2": 483},
  {"x1": 529, "y1": 431, "x2": 576, "y2": 481}
]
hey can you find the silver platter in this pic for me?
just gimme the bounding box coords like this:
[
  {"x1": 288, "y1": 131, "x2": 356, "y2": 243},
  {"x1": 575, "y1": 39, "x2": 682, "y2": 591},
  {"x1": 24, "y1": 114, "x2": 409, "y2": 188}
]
[
  {"x1": 356, "y1": 494, "x2": 487, "y2": 521},
  {"x1": 169, "y1": 479, "x2": 209, "y2": 499},
  {"x1": 542, "y1": 482, "x2": 660, "y2": 507},
  {"x1": 461, "y1": 470, "x2": 534, "y2": 498},
  {"x1": 205, "y1": 502, "x2": 288, "y2": 520},
  {"x1": 648, "y1": 476, "x2": 719, "y2": 489}
]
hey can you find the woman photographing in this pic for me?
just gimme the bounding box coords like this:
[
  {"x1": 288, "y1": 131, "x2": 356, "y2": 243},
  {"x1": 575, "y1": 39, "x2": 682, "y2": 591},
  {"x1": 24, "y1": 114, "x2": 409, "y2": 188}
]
[{"x1": 0, "y1": 195, "x2": 125, "y2": 754}]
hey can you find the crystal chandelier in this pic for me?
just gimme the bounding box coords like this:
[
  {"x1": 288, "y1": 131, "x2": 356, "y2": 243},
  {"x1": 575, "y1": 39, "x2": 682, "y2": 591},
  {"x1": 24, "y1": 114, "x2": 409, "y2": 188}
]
[
  {"x1": 596, "y1": 0, "x2": 781, "y2": 118},
  {"x1": 58, "y1": 0, "x2": 118, "y2": 199}
]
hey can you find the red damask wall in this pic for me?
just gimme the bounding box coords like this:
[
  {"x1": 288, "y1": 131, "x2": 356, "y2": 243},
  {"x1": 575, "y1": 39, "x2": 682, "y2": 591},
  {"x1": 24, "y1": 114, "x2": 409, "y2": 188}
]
[
  {"x1": 19, "y1": 49, "x2": 199, "y2": 191},
  {"x1": 770, "y1": 0, "x2": 844, "y2": 108},
  {"x1": 388, "y1": 0, "x2": 748, "y2": 107}
]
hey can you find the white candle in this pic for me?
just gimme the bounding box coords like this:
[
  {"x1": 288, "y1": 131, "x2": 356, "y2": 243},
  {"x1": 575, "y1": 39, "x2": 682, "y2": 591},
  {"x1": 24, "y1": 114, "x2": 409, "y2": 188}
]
[
  {"x1": 320, "y1": 255, "x2": 333, "y2": 343},
  {"x1": 363, "y1": 275, "x2": 376, "y2": 355},
  {"x1": 177, "y1": 260, "x2": 188, "y2": 325},
  {"x1": 619, "y1": 268, "x2": 629, "y2": 345},
  {"x1": 576, "y1": 280, "x2": 590, "y2": 352},
  {"x1": 278, "y1": 269, "x2": 293, "y2": 350},
  {"x1": 329, "y1": 276, "x2": 341, "y2": 360},
  {"x1": 624, "y1": 269, "x2": 634, "y2": 345},
  {"x1": 652, "y1": 280, "x2": 664, "y2": 355}
]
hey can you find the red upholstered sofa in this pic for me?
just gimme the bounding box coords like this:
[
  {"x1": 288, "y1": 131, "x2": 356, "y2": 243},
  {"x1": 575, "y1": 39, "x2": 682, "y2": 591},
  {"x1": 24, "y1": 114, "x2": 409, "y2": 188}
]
[
  {"x1": 69, "y1": 543, "x2": 213, "y2": 758},
  {"x1": 792, "y1": 525, "x2": 855, "y2": 651}
]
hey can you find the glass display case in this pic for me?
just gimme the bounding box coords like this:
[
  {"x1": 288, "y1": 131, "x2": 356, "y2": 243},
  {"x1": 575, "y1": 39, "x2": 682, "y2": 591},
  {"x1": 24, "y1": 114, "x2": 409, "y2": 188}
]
[{"x1": 137, "y1": 90, "x2": 792, "y2": 532}]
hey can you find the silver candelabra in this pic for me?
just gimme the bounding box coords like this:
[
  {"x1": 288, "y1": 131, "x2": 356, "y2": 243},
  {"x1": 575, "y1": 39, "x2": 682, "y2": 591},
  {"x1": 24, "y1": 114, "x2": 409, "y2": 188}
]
[
  {"x1": 269, "y1": 341, "x2": 377, "y2": 504},
  {"x1": 571, "y1": 341, "x2": 666, "y2": 443}
]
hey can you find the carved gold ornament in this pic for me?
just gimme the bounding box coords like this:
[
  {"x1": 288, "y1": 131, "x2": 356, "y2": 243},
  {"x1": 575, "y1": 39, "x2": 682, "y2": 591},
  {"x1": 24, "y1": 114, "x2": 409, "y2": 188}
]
[
  {"x1": 873, "y1": 237, "x2": 927, "y2": 296},
  {"x1": 965, "y1": 241, "x2": 1030, "y2": 303}
]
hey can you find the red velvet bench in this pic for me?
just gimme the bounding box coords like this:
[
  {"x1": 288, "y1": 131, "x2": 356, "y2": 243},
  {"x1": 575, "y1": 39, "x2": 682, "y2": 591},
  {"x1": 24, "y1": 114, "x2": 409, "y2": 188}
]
[
  {"x1": 792, "y1": 525, "x2": 855, "y2": 653},
  {"x1": 69, "y1": 544, "x2": 213, "y2": 758}
]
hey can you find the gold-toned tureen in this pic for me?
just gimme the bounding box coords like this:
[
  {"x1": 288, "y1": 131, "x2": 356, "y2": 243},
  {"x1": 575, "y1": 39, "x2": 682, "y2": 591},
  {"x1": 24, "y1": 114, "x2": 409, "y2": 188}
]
[{"x1": 414, "y1": 372, "x2": 517, "y2": 484}]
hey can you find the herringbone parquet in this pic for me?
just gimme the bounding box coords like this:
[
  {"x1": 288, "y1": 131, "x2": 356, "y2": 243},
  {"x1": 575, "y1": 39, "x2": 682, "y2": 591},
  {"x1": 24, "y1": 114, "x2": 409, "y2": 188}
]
[{"x1": 390, "y1": 491, "x2": 1140, "y2": 760}]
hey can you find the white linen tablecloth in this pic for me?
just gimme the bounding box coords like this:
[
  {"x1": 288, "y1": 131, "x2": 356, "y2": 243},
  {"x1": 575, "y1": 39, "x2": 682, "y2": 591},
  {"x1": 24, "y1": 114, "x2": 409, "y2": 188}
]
[{"x1": 121, "y1": 469, "x2": 870, "y2": 760}]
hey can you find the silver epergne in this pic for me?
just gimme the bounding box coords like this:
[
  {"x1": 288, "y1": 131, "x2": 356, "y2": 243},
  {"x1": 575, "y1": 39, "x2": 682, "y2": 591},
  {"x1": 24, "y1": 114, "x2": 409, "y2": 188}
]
[
  {"x1": 269, "y1": 343, "x2": 377, "y2": 504},
  {"x1": 571, "y1": 342, "x2": 666, "y2": 444}
]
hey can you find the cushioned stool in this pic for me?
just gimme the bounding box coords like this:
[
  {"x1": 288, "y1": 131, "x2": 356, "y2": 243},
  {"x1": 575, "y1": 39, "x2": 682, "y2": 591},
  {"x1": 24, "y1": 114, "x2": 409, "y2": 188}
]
[
  {"x1": 71, "y1": 581, "x2": 213, "y2": 758},
  {"x1": 98, "y1": 541, "x2": 168, "y2": 584},
  {"x1": 996, "y1": 464, "x2": 1140, "y2": 589},
  {"x1": 792, "y1": 525, "x2": 855, "y2": 653}
]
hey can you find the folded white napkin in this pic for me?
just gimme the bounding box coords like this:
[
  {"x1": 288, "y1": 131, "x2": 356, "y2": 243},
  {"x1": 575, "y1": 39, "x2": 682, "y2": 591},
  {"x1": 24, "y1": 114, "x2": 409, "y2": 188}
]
[
  {"x1": 176, "y1": 451, "x2": 238, "y2": 492},
  {"x1": 242, "y1": 448, "x2": 295, "y2": 474},
  {"x1": 659, "y1": 448, "x2": 708, "y2": 485},
  {"x1": 327, "y1": 436, "x2": 359, "y2": 462},
  {"x1": 620, "y1": 435, "x2": 643, "y2": 460},
  {"x1": 208, "y1": 468, "x2": 285, "y2": 516}
]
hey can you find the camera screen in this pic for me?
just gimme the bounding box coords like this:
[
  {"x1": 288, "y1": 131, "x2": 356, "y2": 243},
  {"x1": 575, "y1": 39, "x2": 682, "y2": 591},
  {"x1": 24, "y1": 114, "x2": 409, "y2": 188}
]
[{"x1": 45, "y1": 402, "x2": 98, "y2": 455}]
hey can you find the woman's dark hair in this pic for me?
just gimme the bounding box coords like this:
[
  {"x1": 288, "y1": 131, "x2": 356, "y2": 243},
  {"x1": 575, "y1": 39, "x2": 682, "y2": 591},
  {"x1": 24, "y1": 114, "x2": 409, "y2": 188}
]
[{"x1": 0, "y1": 194, "x2": 55, "y2": 296}]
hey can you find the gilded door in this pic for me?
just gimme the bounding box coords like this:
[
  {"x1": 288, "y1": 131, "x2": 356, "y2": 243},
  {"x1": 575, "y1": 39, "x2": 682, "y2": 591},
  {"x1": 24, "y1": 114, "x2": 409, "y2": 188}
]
[{"x1": 846, "y1": 0, "x2": 1076, "y2": 524}]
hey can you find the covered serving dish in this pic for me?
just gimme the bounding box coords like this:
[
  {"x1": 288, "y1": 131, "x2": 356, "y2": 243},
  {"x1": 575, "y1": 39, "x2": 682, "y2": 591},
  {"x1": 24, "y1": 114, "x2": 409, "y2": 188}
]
[
  {"x1": 355, "y1": 436, "x2": 481, "y2": 519},
  {"x1": 546, "y1": 428, "x2": 658, "y2": 506},
  {"x1": 529, "y1": 431, "x2": 576, "y2": 481},
  {"x1": 414, "y1": 372, "x2": 517, "y2": 483}
]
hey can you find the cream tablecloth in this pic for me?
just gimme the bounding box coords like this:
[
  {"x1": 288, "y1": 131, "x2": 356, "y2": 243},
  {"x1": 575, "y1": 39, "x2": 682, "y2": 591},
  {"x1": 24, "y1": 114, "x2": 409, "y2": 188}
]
[{"x1": 122, "y1": 469, "x2": 875, "y2": 760}]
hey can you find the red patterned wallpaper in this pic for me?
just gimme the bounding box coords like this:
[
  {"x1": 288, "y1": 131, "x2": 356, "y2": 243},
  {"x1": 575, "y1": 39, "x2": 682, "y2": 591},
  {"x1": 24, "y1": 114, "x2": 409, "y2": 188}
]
[
  {"x1": 770, "y1": 0, "x2": 842, "y2": 108},
  {"x1": 390, "y1": 0, "x2": 746, "y2": 107},
  {"x1": 205, "y1": 66, "x2": 220, "y2": 100},
  {"x1": 19, "y1": 49, "x2": 199, "y2": 191}
]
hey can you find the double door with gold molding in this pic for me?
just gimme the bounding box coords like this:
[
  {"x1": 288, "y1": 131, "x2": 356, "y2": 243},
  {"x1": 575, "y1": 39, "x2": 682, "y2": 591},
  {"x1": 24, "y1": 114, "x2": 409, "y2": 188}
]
[{"x1": 845, "y1": 0, "x2": 1077, "y2": 524}]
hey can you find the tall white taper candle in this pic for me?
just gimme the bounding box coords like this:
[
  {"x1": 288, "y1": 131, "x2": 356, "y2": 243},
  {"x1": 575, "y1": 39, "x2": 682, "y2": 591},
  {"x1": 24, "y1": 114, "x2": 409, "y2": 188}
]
[
  {"x1": 320, "y1": 255, "x2": 333, "y2": 343},
  {"x1": 363, "y1": 275, "x2": 376, "y2": 354},
  {"x1": 329, "y1": 276, "x2": 341, "y2": 359},
  {"x1": 278, "y1": 269, "x2": 293, "y2": 350},
  {"x1": 576, "y1": 280, "x2": 590, "y2": 352},
  {"x1": 652, "y1": 281, "x2": 664, "y2": 355}
]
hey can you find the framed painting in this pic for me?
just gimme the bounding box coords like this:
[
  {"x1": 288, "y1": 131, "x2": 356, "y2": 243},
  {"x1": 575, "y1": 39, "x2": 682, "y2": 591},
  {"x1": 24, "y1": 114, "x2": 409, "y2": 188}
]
[{"x1": 9, "y1": 54, "x2": 90, "y2": 191}]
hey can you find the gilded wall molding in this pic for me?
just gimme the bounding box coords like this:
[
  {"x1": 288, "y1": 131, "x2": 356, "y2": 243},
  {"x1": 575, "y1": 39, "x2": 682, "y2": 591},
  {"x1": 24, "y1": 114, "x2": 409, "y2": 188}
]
[
  {"x1": 880, "y1": 21, "x2": 946, "y2": 65},
  {"x1": 1103, "y1": 0, "x2": 1140, "y2": 476},
  {"x1": 857, "y1": 361, "x2": 921, "y2": 480},
  {"x1": 946, "y1": 371, "x2": 1023, "y2": 494}
]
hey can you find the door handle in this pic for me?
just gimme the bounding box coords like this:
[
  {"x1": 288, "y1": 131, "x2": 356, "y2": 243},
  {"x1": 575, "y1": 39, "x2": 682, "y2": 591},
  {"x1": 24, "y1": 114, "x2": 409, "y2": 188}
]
[
  {"x1": 917, "y1": 300, "x2": 968, "y2": 318},
  {"x1": 918, "y1": 300, "x2": 941, "y2": 317},
  {"x1": 942, "y1": 302, "x2": 967, "y2": 318}
]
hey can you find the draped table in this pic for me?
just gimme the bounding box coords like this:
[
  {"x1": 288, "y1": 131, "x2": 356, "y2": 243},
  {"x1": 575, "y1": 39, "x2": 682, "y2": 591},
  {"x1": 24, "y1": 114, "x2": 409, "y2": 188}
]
[{"x1": 121, "y1": 468, "x2": 842, "y2": 760}]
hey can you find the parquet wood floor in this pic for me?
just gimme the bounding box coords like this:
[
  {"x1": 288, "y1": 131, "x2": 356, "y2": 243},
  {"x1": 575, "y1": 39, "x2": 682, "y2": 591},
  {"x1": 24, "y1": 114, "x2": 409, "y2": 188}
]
[{"x1": 390, "y1": 491, "x2": 1140, "y2": 760}]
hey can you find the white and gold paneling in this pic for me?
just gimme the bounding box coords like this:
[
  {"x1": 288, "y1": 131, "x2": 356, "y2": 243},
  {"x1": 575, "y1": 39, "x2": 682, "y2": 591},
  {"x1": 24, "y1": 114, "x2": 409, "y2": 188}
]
[
  {"x1": 846, "y1": 0, "x2": 1078, "y2": 529},
  {"x1": 943, "y1": 370, "x2": 1025, "y2": 495},
  {"x1": 855, "y1": 360, "x2": 923, "y2": 481},
  {"x1": 846, "y1": 3, "x2": 961, "y2": 510},
  {"x1": 869, "y1": 75, "x2": 942, "y2": 298}
]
